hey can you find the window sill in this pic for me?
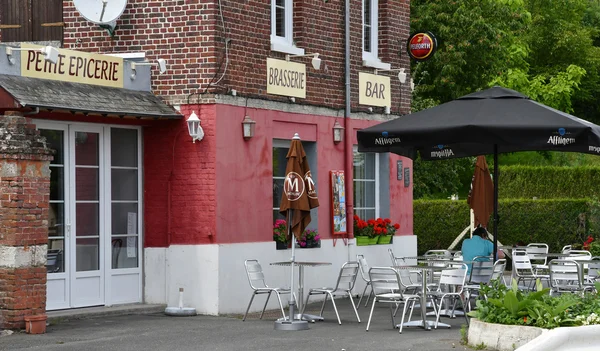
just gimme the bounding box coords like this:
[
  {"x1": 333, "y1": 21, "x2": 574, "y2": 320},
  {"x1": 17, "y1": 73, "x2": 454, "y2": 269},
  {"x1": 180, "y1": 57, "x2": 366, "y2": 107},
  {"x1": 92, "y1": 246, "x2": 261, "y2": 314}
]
[
  {"x1": 362, "y1": 55, "x2": 391, "y2": 70},
  {"x1": 271, "y1": 37, "x2": 305, "y2": 56}
]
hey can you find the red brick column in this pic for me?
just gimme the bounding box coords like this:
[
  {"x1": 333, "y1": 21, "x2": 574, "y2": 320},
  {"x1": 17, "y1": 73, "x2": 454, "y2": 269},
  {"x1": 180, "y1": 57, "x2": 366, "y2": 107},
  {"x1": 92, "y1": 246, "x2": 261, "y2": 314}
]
[{"x1": 0, "y1": 112, "x2": 53, "y2": 329}]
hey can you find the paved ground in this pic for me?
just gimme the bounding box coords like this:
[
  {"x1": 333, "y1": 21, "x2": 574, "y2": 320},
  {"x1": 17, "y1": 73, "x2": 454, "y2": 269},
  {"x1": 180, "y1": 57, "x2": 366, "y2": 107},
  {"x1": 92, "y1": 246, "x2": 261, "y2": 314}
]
[{"x1": 1, "y1": 299, "x2": 472, "y2": 351}]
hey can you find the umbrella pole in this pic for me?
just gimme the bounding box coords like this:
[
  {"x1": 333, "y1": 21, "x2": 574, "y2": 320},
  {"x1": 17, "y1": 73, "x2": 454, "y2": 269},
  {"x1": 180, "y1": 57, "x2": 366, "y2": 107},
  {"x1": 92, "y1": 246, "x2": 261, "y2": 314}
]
[
  {"x1": 493, "y1": 145, "x2": 499, "y2": 260},
  {"x1": 288, "y1": 209, "x2": 297, "y2": 319}
]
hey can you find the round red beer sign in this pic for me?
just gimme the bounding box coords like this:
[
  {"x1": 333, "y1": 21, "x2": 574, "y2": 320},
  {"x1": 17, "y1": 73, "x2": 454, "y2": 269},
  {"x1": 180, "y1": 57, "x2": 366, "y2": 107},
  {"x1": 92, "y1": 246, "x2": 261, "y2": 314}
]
[{"x1": 406, "y1": 32, "x2": 437, "y2": 62}]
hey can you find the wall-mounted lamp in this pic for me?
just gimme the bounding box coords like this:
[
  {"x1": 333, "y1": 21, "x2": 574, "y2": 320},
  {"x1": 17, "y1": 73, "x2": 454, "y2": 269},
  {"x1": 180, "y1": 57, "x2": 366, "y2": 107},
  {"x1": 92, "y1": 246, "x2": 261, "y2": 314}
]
[
  {"x1": 186, "y1": 111, "x2": 204, "y2": 143},
  {"x1": 6, "y1": 46, "x2": 59, "y2": 65},
  {"x1": 374, "y1": 67, "x2": 407, "y2": 84},
  {"x1": 286, "y1": 53, "x2": 321, "y2": 70},
  {"x1": 332, "y1": 120, "x2": 344, "y2": 144},
  {"x1": 242, "y1": 115, "x2": 256, "y2": 141},
  {"x1": 130, "y1": 58, "x2": 167, "y2": 79}
]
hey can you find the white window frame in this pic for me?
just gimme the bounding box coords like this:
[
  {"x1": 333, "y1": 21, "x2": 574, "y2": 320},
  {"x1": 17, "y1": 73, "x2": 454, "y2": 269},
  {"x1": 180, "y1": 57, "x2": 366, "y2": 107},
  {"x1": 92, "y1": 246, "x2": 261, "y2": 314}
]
[
  {"x1": 272, "y1": 139, "x2": 291, "y2": 219},
  {"x1": 362, "y1": 0, "x2": 390, "y2": 70},
  {"x1": 270, "y1": 0, "x2": 304, "y2": 55},
  {"x1": 353, "y1": 146, "x2": 380, "y2": 219}
]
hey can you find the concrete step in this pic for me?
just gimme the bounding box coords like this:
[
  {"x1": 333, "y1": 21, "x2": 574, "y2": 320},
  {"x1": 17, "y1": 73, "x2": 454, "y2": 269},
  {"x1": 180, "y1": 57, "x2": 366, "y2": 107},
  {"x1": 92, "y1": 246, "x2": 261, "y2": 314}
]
[{"x1": 47, "y1": 304, "x2": 167, "y2": 323}]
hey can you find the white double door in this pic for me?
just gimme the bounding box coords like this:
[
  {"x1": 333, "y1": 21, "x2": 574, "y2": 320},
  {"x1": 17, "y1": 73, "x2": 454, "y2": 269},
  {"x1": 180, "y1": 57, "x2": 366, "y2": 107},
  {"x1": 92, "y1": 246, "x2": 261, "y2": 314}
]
[{"x1": 38, "y1": 121, "x2": 142, "y2": 310}]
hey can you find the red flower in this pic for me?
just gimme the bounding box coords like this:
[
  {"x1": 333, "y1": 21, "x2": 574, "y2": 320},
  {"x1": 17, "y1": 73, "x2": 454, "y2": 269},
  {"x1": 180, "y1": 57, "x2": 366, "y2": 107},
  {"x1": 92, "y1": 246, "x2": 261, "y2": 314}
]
[
  {"x1": 384, "y1": 218, "x2": 391, "y2": 224},
  {"x1": 523, "y1": 317, "x2": 527, "y2": 323},
  {"x1": 394, "y1": 223, "x2": 400, "y2": 229}
]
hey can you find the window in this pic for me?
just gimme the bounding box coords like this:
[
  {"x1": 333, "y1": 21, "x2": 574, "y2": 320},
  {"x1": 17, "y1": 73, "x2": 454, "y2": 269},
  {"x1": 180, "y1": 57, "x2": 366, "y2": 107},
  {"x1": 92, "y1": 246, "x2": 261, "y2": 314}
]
[
  {"x1": 272, "y1": 141, "x2": 290, "y2": 222},
  {"x1": 362, "y1": 0, "x2": 390, "y2": 70},
  {"x1": 270, "y1": 0, "x2": 304, "y2": 55},
  {"x1": 0, "y1": 0, "x2": 63, "y2": 43},
  {"x1": 353, "y1": 150, "x2": 379, "y2": 220}
]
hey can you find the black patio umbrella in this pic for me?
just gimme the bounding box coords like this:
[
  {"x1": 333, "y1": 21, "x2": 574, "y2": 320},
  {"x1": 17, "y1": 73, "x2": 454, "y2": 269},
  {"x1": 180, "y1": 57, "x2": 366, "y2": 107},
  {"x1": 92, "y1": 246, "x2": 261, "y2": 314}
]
[{"x1": 357, "y1": 86, "x2": 600, "y2": 256}]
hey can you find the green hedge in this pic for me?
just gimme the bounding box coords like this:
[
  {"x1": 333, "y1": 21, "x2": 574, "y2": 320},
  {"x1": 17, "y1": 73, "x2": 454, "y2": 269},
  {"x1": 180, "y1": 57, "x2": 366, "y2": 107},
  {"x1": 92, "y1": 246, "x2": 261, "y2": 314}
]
[
  {"x1": 499, "y1": 166, "x2": 600, "y2": 199},
  {"x1": 414, "y1": 199, "x2": 596, "y2": 255}
]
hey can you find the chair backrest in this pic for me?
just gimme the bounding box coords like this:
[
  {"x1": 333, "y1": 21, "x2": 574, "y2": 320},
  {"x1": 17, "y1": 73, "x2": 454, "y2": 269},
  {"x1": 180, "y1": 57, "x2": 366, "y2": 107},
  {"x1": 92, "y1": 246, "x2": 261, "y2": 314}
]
[
  {"x1": 334, "y1": 261, "x2": 360, "y2": 291},
  {"x1": 368, "y1": 267, "x2": 404, "y2": 298},
  {"x1": 491, "y1": 259, "x2": 507, "y2": 281},
  {"x1": 587, "y1": 257, "x2": 600, "y2": 281},
  {"x1": 437, "y1": 264, "x2": 467, "y2": 293},
  {"x1": 549, "y1": 259, "x2": 585, "y2": 291},
  {"x1": 453, "y1": 251, "x2": 463, "y2": 261},
  {"x1": 526, "y1": 243, "x2": 549, "y2": 265},
  {"x1": 562, "y1": 245, "x2": 572, "y2": 254},
  {"x1": 469, "y1": 256, "x2": 494, "y2": 284},
  {"x1": 388, "y1": 248, "x2": 397, "y2": 266},
  {"x1": 569, "y1": 250, "x2": 592, "y2": 261},
  {"x1": 357, "y1": 254, "x2": 370, "y2": 283},
  {"x1": 244, "y1": 259, "x2": 268, "y2": 290},
  {"x1": 512, "y1": 249, "x2": 534, "y2": 276}
]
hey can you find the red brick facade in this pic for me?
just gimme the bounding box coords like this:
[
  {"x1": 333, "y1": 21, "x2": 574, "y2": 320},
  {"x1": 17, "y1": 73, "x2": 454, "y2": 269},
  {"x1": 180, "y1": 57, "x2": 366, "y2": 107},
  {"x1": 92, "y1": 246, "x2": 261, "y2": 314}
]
[{"x1": 0, "y1": 113, "x2": 52, "y2": 329}]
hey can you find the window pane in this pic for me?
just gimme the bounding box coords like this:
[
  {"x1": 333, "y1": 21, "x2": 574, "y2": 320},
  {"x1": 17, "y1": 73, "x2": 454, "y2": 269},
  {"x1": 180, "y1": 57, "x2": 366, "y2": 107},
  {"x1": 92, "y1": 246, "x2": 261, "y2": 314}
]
[
  {"x1": 76, "y1": 168, "x2": 99, "y2": 201},
  {"x1": 76, "y1": 203, "x2": 99, "y2": 236},
  {"x1": 112, "y1": 203, "x2": 138, "y2": 234},
  {"x1": 273, "y1": 178, "x2": 285, "y2": 208},
  {"x1": 47, "y1": 240, "x2": 64, "y2": 273},
  {"x1": 49, "y1": 166, "x2": 64, "y2": 200},
  {"x1": 353, "y1": 152, "x2": 375, "y2": 179},
  {"x1": 75, "y1": 132, "x2": 99, "y2": 166},
  {"x1": 355, "y1": 181, "x2": 375, "y2": 208},
  {"x1": 112, "y1": 236, "x2": 139, "y2": 269},
  {"x1": 40, "y1": 129, "x2": 64, "y2": 164},
  {"x1": 274, "y1": 209, "x2": 286, "y2": 222},
  {"x1": 276, "y1": 6, "x2": 285, "y2": 37},
  {"x1": 76, "y1": 238, "x2": 99, "y2": 271},
  {"x1": 273, "y1": 147, "x2": 289, "y2": 177},
  {"x1": 363, "y1": 0, "x2": 371, "y2": 52},
  {"x1": 355, "y1": 208, "x2": 375, "y2": 221},
  {"x1": 112, "y1": 169, "x2": 138, "y2": 201},
  {"x1": 111, "y1": 128, "x2": 138, "y2": 167},
  {"x1": 49, "y1": 203, "x2": 64, "y2": 237}
]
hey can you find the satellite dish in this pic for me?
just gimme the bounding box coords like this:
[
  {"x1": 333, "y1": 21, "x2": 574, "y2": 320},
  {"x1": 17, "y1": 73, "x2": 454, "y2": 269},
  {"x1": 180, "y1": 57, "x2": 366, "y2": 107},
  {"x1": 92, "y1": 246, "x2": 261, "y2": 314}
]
[{"x1": 74, "y1": 0, "x2": 127, "y2": 34}]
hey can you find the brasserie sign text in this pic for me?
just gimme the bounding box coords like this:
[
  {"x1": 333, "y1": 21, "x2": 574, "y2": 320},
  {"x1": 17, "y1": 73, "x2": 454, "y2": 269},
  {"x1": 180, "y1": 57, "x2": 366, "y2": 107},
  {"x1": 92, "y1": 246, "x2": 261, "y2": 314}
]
[{"x1": 266, "y1": 58, "x2": 306, "y2": 99}]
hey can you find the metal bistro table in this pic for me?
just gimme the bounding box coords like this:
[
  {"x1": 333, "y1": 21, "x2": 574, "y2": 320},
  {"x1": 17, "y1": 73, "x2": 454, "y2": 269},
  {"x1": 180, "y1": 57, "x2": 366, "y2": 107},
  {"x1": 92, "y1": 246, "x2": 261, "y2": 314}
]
[
  {"x1": 393, "y1": 265, "x2": 455, "y2": 330},
  {"x1": 271, "y1": 261, "x2": 332, "y2": 322}
]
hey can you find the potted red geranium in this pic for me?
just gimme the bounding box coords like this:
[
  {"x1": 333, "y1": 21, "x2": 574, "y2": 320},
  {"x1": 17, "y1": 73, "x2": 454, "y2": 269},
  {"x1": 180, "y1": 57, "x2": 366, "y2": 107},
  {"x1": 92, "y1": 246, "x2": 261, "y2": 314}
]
[{"x1": 273, "y1": 219, "x2": 288, "y2": 250}]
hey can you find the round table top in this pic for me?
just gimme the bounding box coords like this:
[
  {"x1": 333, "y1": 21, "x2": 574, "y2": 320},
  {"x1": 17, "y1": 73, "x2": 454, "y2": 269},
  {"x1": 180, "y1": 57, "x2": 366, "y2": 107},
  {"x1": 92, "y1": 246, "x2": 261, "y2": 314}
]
[
  {"x1": 402, "y1": 256, "x2": 453, "y2": 260},
  {"x1": 270, "y1": 261, "x2": 332, "y2": 267},
  {"x1": 535, "y1": 253, "x2": 571, "y2": 258}
]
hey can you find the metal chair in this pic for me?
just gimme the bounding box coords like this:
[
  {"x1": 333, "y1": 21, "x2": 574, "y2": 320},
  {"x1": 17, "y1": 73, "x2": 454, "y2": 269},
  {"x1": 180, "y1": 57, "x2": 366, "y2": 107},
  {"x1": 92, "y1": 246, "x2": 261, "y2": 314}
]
[
  {"x1": 425, "y1": 264, "x2": 470, "y2": 328},
  {"x1": 463, "y1": 256, "x2": 494, "y2": 311},
  {"x1": 242, "y1": 259, "x2": 293, "y2": 321},
  {"x1": 585, "y1": 257, "x2": 600, "y2": 286},
  {"x1": 357, "y1": 254, "x2": 373, "y2": 307},
  {"x1": 365, "y1": 267, "x2": 420, "y2": 333},
  {"x1": 302, "y1": 261, "x2": 361, "y2": 325},
  {"x1": 388, "y1": 248, "x2": 422, "y2": 289},
  {"x1": 526, "y1": 243, "x2": 549, "y2": 272},
  {"x1": 548, "y1": 259, "x2": 594, "y2": 296},
  {"x1": 512, "y1": 249, "x2": 548, "y2": 290},
  {"x1": 562, "y1": 245, "x2": 572, "y2": 254},
  {"x1": 46, "y1": 249, "x2": 63, "y2": 273},
  {"x1": 491, "y1": 258, "x2": 507, "y2": 286},
  {"x1": 568, "y1": 250, "x2": 592, "y2": 261},
  {"x1": 424, "y1": 250, "x2": 452, "y2": 258}
]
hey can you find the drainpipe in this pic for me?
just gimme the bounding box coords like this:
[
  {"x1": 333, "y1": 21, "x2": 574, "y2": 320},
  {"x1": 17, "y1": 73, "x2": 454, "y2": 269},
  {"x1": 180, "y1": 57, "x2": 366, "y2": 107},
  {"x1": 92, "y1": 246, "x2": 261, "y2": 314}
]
[{"x1": 344, "y1": 0, "x2": 355, "y2": 263}]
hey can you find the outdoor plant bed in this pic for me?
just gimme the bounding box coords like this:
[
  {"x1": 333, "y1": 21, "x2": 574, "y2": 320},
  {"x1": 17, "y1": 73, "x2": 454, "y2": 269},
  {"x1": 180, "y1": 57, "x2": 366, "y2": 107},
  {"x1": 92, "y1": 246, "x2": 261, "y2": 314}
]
[
  {"x1": 353, "y1": 215, "x2": 400, "y2": 246},
  {"x1": 355, "y1": 236, "x2": 370, "y2": 246},
  {"x1": 467, "y1": 279, "x2": 600, "y2": 350},
  {"x1": 377, "y1": 234, "x2": 393, "y2": 244}
]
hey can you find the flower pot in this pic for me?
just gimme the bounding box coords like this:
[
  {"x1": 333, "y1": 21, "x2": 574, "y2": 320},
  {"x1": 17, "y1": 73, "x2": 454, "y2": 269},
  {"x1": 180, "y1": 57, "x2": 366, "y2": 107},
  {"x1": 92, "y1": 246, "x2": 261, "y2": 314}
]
[
  {"x1": 275, "y1": 241, "x2": 288, "y2": 250},
  {"x1": 356, "y1": 236, "x2": 370, "y2": 246},
  {"x1": 24, "y1": 314, "x2": 47, "y2": 334},
  {"x1": 368, "y1": 236, "x2": 379, "y2": 245},
  {"x1": 378, "y1": 235, "x2": 393, "y2": 245}
]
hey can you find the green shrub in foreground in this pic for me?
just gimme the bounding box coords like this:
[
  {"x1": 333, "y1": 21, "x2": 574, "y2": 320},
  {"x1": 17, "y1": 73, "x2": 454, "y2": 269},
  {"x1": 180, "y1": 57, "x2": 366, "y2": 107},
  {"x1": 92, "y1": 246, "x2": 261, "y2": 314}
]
[{"x1": 468, "y1": 279, "x2": 600, "y2": 329}]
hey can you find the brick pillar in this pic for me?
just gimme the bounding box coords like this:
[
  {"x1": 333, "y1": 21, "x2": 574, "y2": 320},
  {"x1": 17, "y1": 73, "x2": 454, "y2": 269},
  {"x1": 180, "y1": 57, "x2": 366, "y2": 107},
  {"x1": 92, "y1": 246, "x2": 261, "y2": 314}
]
[{"x1": 0, "y1": 112, "x2": 53, "y2": 329}]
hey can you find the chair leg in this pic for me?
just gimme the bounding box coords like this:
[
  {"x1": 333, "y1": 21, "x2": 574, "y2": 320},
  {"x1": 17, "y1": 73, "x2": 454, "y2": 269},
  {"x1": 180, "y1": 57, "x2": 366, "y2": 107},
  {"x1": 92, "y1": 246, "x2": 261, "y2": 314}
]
[
  {"x1": 461, "y1": 295, "x2": 470, "y2": 326},
  {"x1": 243, "y1": 292, "x2": 257, "y2": 321},
  {"x1": 407, "y1": 300, "x2": 416, "y2": 322},
  {"x1": 434, "y1": 297, "x2": 443, "y2": 329},
  {"x1": 398, "y1": 301, "x2": 409, "y2": 334},
  {"x1": 389, "y1": 304, "x2": 396, "y2": 328},
  {"x1": 366, "y1": 297, "x2": 377, "y2": 331},
  {"x1": 274, "y1": 291, "x2": 287, "y2": 321},
  {"x1": 302, "y1": 291, "x2": 312, "y2": 315},
  {"x1": 364, "y1": 286, "x2": 373, "y2": 307},
  {"x1": 348, "y1": 292, "x2": 361, "y2": 323},
  {"x1": 329, "y1": 293, "x2": 342, "y2": 325},
  {"x1": 319, "y1": 293, "x2": 328, "y2": 317},
  {"x1": 357, "y1": 284, "x2": 368, "y2": 308},
  {"x1": 260, "y1": 291, "x2": 272, "y2": 319}
]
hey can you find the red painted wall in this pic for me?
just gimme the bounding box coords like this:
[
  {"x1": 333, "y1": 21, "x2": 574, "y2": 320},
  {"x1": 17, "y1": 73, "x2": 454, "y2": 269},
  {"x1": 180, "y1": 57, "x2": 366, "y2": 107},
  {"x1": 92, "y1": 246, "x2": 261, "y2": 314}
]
[
  {"x1": 143, "y1": 106, "x2": 217, "y2": 247},
  {"x1": 214, "y1": 104, "x2": 413, "y2": 244}
]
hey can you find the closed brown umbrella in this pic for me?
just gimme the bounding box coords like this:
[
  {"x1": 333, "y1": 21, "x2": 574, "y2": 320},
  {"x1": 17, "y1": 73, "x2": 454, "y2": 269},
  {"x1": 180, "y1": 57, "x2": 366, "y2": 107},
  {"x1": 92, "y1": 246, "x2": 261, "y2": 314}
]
[
  {"x1": 277, "y1": 133, "x2": 319, "y2": 327},
  {"x1": 467, "y1": 155, "x2": 494, "y2": 228},
  {"x1": 279, "y1": 134, "x2": 319, "y2": 240}
]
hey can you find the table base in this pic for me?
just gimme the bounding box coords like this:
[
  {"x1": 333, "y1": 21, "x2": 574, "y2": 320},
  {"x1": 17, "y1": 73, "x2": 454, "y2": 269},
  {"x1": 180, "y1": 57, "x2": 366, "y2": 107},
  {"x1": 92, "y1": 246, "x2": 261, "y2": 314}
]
[
  {"x1": 400, "y1": 320, "x2": 451, "y2": 330},
  {"x1": 274, "y1": 319, "x2": 309, "y2": 331},
  {"x1": 427, "y1": 309, "x2": 464, "y2": 318},
  {"x1": 277, "y1": 313, "x2": 324, "y2": 323}
]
